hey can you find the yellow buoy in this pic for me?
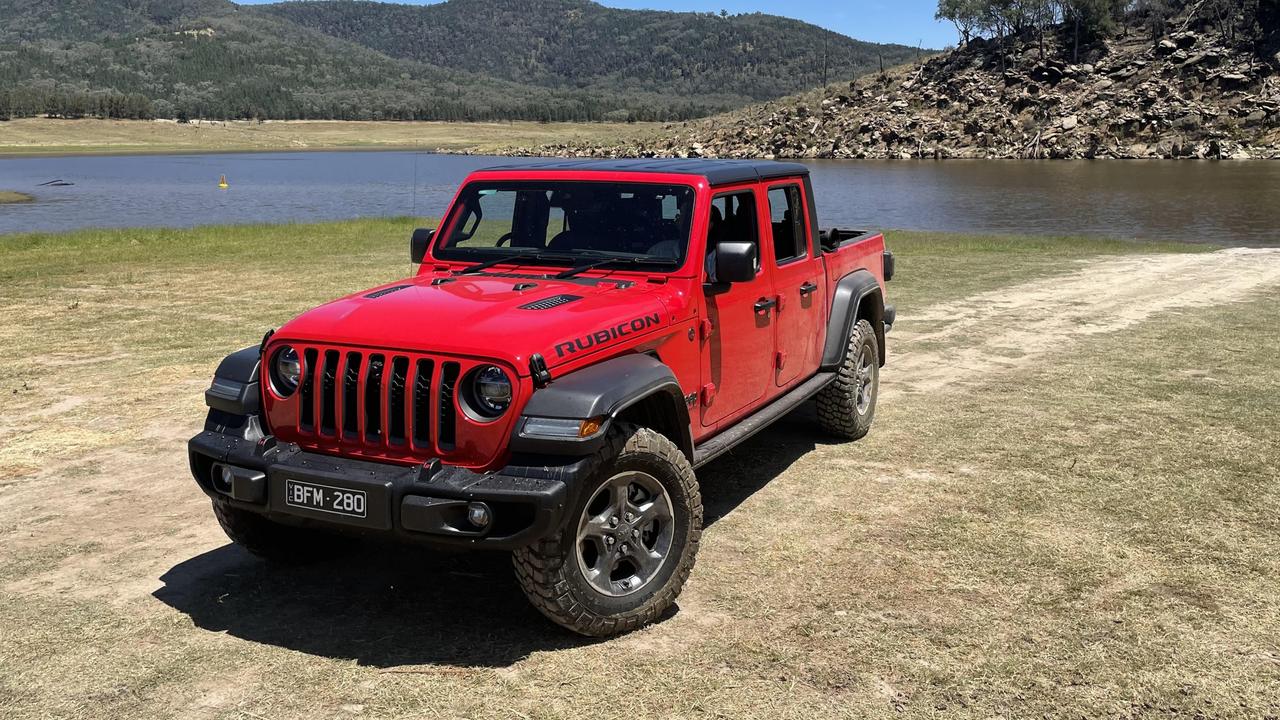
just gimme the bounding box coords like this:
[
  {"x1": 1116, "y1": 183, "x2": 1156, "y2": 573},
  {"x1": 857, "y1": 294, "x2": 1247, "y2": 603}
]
[{"x1": 218, "y1": 174, "x2": 229, "y2": 189}]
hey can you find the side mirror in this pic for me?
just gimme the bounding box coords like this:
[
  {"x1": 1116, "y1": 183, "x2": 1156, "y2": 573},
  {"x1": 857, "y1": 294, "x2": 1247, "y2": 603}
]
[
  {"x1": 715, "y1": 241, "x2": 757, "y2": 283},
  {"x1": 410, "y1": 228, "x2": 434, "y2": 264},
  {"x1": 819, "y1": 228, "x2": 840, "y2": 252}
]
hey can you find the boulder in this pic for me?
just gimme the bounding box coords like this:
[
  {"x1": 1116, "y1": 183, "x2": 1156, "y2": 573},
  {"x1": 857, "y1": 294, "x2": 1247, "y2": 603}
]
[{"x1": 1218, "y1": 73, "x2": 1250, "y2": 88}]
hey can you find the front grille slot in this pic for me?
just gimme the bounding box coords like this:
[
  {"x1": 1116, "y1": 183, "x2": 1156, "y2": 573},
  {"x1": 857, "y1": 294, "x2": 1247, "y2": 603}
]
[
  {"x1": 438, "y1": 362, "x2": 460, "y2": 450},
  {"x1": 388, "y1": 356, "x2": 409, "y2": 445},
  {"x1": 342, "y1": 352, "x2": 362, "y2": 439},
  {"x1": 319, "y1": 350, "x2": 339, "y2": 435},
  {"x1": 365, "y1": 354, "x2": 385, "y2": 442},
  {"x1": 413, "y1": 359, "x2": 434, "y2": 447},
  {"x1": 300, "y1": 348, "x2": 318, "y2": 430}
]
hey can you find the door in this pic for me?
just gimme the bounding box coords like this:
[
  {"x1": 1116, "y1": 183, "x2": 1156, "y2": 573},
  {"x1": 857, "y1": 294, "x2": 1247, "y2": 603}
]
[
  {"x1": 700, "y1": 188, "x2": 775, "y2": 427},
  {"x1": 766, "y1": 182, "x2": 827, "y2": 387}
]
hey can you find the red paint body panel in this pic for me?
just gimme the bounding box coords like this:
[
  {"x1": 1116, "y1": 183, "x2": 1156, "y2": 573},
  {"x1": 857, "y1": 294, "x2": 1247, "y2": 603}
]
[{"x1": 262, "y1": 166, "x2": 887, "y2": 471}]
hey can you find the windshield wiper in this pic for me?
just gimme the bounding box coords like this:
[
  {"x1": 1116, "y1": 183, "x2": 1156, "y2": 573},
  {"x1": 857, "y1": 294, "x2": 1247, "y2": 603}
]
[
  {"x1": 554, "y1": 255, "x2": 677, "y2": 280},
  {"x1": 456, "y1": 249, "x2": 543, "y2": 275}
]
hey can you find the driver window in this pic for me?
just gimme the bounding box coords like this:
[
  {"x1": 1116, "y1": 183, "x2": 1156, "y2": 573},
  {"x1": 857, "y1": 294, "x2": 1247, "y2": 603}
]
[{"x1": 447, "y1": 189, "x2": 518, "y2": 248}]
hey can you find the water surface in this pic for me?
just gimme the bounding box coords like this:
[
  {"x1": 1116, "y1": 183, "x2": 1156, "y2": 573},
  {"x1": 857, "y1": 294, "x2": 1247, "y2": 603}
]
[{"x1": 1, "y1": 152, "x2": 1276, "y2": 245}]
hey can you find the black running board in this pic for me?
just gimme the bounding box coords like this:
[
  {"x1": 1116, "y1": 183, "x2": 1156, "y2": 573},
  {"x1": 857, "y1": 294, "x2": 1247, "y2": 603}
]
[{"x1": 692, "y1": 371, "x2": 837, "y2": 469}]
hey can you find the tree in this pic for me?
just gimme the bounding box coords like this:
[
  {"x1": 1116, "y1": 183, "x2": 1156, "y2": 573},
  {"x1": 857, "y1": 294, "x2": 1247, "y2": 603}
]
[
  {"x1": 1063, "y1": 0, "x2": 1120, "y2": 60},
  {"x1": 937, "y1": 0, "x2": 986, "y2": 43}
]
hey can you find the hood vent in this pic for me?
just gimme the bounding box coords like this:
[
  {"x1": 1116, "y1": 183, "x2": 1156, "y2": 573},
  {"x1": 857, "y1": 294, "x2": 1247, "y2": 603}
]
[
  {"x1": 364, "y1": 284, "x2": 412, "y2": 299},
  {"x1": 519, "y1": 294, "x2": 583, "y2": 311}
]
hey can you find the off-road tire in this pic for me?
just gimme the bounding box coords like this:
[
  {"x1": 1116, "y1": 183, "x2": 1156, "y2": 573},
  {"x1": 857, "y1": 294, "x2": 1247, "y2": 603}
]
[
  {"x1": 512, "y1": 423, "x2": 702, "y2": 637},
  {"x1": 816, "y1": 318, "x2": 880, "y2": 440},
  {"x1": 212, "y1": 500, "x2": 332, "y2": 563}
]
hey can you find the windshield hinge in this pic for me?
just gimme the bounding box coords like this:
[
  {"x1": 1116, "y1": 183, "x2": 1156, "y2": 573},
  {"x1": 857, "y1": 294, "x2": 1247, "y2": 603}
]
[{"x1": 529, "y1": 353, "x2": 553, "y2": 388}]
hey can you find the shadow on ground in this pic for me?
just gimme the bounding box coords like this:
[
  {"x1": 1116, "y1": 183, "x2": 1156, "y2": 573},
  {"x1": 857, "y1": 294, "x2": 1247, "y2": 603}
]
[{"x1": 154, "y1": 408, "x2": 824, "y2": 667}]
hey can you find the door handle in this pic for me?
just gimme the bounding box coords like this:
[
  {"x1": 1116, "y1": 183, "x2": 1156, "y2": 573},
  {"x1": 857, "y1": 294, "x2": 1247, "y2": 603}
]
[
  {"x1": 753, "y1": 297, "x2": 777, "y2": 314},
  {"x1": 799, "y1": 281, "x2": 818, "y2": 296}
]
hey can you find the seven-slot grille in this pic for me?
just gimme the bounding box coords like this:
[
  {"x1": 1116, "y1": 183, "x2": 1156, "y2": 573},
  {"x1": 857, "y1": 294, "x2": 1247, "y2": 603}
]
[{"x1": 291, "y1": 346, "x2": 463, "y2": 455}]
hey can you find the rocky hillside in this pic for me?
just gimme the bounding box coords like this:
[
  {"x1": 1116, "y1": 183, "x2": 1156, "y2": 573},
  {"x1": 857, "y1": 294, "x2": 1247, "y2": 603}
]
[{"x1": 524, "y1": 18, "x2": 1280, "y2": 160}]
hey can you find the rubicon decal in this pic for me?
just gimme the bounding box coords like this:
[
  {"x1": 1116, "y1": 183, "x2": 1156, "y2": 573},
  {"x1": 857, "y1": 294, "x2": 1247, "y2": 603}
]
[{"x1": 554, "y1": 313, "x2": 662, "y2": 358}]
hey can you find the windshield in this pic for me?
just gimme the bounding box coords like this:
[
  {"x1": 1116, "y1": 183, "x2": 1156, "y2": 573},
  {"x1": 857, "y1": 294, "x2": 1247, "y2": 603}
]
[{"x1": 434, "y1": 181, "x2": 696, "y2": 268}]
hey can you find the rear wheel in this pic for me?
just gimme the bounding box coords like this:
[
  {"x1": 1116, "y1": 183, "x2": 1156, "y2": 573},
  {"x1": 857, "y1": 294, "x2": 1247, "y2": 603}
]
[
  {"x1": 513, "y1": 423, "x2": 702, "y2": 636},
  {"x1": 816, "y1": 318, "x2": 880, "y2": 440},
  {"x1": 212, "y1": 501, "x2": 334, "y2": 563}
]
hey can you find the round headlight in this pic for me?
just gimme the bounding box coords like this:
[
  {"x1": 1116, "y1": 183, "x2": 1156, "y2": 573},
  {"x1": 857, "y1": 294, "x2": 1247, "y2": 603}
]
[
  {"x1": 470, "y1": 365, "x2": 512, "y2": 417},
  {"x1": 270, "y1": 345, "x2": 301, "y2": 397}
]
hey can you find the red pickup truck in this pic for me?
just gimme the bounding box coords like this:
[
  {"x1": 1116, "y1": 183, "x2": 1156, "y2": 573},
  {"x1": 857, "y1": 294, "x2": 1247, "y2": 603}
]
[{"x1": 189, "y1": 159, "x2": 894, "y2": 636}]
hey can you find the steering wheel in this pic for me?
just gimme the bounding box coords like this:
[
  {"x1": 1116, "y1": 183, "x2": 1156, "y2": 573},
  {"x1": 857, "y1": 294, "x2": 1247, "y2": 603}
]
[{"x1": 495, "y1": 232, "x2": 514, "y2": 247}]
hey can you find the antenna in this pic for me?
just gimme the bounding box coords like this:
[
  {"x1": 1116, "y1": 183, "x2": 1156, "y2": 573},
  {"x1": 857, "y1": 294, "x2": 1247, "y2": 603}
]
[{"x1": 411, "y1": 152, "x2": 419, "y2": 218}]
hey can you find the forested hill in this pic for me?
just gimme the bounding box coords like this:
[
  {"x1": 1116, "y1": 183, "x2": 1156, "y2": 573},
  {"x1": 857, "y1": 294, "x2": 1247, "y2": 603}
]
[
  {"x1": 260, "y1": 0, "x2": 920, "y2": 105},
  {"x1": 0, "y1": 0, "x2": 923, "y2": 123}
]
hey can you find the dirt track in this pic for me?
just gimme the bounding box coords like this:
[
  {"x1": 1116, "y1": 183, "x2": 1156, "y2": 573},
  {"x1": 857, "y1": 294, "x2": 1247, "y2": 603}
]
[{"x1": 890, "y1": 248, "x2": 1280, "y2": 393}]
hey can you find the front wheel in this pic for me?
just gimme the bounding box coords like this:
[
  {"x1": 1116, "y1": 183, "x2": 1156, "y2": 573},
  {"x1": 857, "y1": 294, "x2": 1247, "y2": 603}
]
[
  {"x1": 815, "y1": 318, "x2": 880, "y2": 440},
  {"x1": 513, "y1": 423, "x2": 702, "y2": 636}
]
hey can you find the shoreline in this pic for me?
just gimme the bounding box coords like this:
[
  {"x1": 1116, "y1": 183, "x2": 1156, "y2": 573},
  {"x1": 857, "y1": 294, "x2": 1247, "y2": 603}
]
[
  {"x1": 4, "y1": 143, "x2": 1277, "y2": 162},
  {"x1": 0, "y1": 144, "x2": 488, "y2": 160},
  {"x1": 0, "y1": 117, "x2": 661, "y2": 159},
  {"x1": 2, "y1": 118, "x2": 1275, "y2": 160}
]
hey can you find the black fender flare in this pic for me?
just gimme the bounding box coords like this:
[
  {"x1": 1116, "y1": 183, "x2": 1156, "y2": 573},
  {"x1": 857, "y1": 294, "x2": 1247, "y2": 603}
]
[
  {"x1": 510, "y1": 353, "x2": 694, "y2": 461},
  {"x1": 203, "y1": 346, "x2": 265, "y2": 440},
  {"x1": 820, "y1": 269, "x2": 886, "y2": 370}
]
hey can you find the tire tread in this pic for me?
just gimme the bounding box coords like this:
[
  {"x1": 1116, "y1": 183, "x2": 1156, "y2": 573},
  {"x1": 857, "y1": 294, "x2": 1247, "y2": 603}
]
[{"x1": 512, "y1": 423, "x2": 702, "y2": 637}]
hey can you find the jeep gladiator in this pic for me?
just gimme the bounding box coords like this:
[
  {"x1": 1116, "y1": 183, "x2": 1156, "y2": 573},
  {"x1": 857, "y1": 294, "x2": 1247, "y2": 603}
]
[{"x1": 189, "y1": 159, "x2": 894, "y2": 636}]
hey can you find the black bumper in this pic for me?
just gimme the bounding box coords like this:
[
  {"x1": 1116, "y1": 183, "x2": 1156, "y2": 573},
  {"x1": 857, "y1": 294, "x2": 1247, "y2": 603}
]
[{"x1": 188, "y1": 431, "x2": 595, "y2": 550}]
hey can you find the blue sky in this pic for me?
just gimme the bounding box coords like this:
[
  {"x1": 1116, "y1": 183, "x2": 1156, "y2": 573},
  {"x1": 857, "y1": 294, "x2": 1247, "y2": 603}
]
[{"x1": 236, "y1": 1, "x2": 957, "y2": 48}]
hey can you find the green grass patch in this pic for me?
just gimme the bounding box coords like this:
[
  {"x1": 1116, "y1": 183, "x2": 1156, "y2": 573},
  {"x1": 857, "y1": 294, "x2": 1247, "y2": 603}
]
[{"x1": 0, "y1": 190, "x2": 36, "y2": 204}]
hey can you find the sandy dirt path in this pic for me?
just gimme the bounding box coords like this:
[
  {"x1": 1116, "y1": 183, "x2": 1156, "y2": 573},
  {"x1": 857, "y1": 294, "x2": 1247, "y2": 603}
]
[{"x1": 888, "y1": 248, "x2": 1280, "y2": 394}]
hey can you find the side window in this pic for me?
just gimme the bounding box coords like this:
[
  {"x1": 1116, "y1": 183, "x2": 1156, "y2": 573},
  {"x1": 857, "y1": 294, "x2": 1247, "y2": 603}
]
[
  {"x1": 706, "y1": 190, "x2": 759, "y2": 281},
  {"x1": 767, "y1": 185, "x2": 808, "y2": 263}
]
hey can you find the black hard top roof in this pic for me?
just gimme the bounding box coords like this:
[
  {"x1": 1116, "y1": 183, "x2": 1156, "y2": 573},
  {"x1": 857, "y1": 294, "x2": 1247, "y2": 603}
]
[{"x1": 475, "y1": 158, "x2": 811, "y2": 186}]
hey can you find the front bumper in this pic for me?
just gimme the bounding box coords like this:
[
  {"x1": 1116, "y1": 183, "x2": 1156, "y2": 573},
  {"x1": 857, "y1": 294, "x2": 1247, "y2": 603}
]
[{"x1": 188, "y1": 430, "x2": 594, "y2": 550}]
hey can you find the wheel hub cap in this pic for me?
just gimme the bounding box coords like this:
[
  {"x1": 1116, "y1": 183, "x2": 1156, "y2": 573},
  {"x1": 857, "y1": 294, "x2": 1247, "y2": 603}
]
[{"x1": 575, "y1": 471, "x2": 675, "y2": 598}]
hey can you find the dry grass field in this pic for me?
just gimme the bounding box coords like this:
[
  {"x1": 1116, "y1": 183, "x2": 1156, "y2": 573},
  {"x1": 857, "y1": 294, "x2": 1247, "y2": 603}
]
[
  {"x1": 1, "y1": 219, "x2": 1278, "y2": 719},
  {"x1": 0, "y1": 118, "x2": 656, "y2": 156}
]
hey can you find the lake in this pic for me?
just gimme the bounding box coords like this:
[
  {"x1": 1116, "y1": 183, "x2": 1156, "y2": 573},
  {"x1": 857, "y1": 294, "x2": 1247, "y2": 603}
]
[{"x1": 1, "y1": 151, "x2": 1277, "y2": 245}]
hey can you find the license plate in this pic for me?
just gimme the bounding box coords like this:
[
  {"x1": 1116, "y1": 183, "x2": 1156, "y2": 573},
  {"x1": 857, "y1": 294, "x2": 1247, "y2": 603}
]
[{"x1": 284, "y1": 478, "x2": 367, "y2": 519}]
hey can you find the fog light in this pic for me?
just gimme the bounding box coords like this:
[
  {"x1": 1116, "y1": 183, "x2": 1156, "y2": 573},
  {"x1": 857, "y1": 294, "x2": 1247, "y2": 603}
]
[{"x1": 466, "y1": 502, "x2": 491, "y2": 529}]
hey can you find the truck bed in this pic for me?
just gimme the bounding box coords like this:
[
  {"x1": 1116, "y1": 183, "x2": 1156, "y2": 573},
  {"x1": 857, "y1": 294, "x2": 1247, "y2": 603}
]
[{"x1": 821, "y1": 228, "x2": 887, "y2": 289}]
